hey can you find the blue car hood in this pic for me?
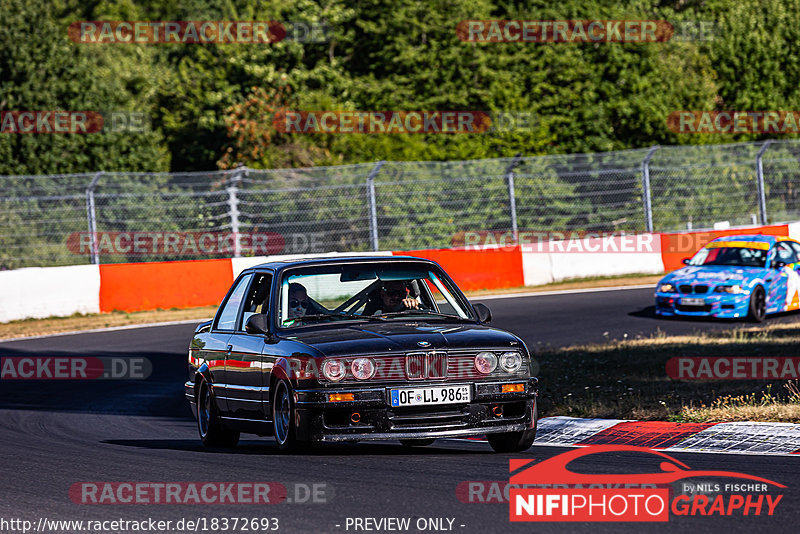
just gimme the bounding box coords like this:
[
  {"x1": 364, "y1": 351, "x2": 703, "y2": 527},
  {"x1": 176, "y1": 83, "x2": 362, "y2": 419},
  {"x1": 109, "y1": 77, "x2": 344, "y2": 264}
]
[{"x1": 661, "y1": 265, "x2": 765, "y2": 286}]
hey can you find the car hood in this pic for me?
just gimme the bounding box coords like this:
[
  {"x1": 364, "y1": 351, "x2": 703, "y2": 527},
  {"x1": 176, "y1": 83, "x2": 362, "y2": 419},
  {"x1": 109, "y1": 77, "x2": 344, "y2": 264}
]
[
  {"x1": 281, "y1": 321, "x2": 522, "y2": 358},
  {"x1": 660, "y1": 265, "x2": 765, "y2": 287}
]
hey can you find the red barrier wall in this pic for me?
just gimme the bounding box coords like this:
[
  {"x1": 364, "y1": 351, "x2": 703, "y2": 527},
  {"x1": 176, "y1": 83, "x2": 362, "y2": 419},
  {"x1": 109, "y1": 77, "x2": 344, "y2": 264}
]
[
  {"x1": 99, "y1": 259, "x2": 233, "y2": 313},
  {"x1": 396, "y1": 247, "x2": 524, "y2": 291}
]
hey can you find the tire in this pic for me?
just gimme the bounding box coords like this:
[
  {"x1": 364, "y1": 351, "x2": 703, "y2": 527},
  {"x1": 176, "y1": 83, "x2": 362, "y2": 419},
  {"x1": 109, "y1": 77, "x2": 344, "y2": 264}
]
[
  {"x1": 399, "y1": 438, "x2": 436, "y2": 447},
  {"x1": 747, "y1": 285, "x2": 767, "y2": 323},
  {"x1": 272, "y1": 379, "x2": 304, "y2": 452},
  {"x1": 487, "y1": 404, "x2": 537, "y2": 453},
  {"x1": 197, "y1": 380, "x2": 240, "y2": 448}
]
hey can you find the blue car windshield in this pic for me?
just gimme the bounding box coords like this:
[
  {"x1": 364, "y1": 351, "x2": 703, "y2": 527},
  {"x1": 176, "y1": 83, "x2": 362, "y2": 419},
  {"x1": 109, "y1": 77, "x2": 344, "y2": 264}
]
[{"x1": 689, "y1": 246, "x2": 767, "y2": 268}]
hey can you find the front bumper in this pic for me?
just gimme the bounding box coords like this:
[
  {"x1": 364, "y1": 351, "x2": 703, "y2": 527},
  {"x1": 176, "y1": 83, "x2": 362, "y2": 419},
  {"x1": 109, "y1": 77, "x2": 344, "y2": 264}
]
[
  {"x1": 293, "y1": 378, "x2": 538, "y2": 442},
  {"x1": 654, "y1": 292, "x2": 751, "y2": 318}
]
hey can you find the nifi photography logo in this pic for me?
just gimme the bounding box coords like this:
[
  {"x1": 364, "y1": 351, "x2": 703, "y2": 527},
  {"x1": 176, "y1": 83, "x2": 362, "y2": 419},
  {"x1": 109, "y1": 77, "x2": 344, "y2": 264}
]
[{"x1": 508, "y1": 445, "x2": 784, "y2": 522}]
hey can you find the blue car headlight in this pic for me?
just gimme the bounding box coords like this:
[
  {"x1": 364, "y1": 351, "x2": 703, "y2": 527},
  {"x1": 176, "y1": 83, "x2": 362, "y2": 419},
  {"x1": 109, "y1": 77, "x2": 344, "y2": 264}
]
[
  {"x1": 713, "y1": 284, "x2": 743, "y2": 294},
  {"x1": 658, "y1": 283, "x2": 677, "y2": 293}
]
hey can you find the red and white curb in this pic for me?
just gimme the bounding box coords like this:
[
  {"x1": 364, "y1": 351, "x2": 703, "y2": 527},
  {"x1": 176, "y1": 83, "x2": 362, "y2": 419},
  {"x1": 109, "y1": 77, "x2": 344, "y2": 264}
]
[{"x1": 459, "y1": 416, "x2": 800, "y2": 456}]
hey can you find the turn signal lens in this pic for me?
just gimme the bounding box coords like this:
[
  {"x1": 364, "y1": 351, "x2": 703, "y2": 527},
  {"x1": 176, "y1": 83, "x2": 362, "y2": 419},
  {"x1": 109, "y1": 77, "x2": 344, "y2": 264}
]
[
  {"x1": 351, "y1": 357, "x2": 376, "y2": 380},
  {"x1": 474, "y1": 352, "x2": 497, "y2": 374},
  {"x1": 501, "y1": 383, "x2": 524, "y2": 393},
  {"x1": 328, "y1": 393, "x2": 354, "y2": 402},
  {"x1": 322, "y1": 359, "x2": 346, "y2": 381}
]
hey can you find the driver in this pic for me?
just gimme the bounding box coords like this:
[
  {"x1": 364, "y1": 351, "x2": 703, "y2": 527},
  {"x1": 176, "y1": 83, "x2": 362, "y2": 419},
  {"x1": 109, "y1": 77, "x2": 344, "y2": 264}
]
[
  {"x1": 287, "y1": 283, "x2": 311, "y2": 319},
  {"x1": 372, "y1": 281, "x2": 420, "y2": 314}
]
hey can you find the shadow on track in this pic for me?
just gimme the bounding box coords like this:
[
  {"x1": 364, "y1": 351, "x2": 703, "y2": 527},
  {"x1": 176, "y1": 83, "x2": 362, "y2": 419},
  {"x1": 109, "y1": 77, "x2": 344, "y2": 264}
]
[
  {"x1": 102, "y1": 439, "x2": 492, "y2": 456},
  {"x1": 0, "y1": 347, "x2": 190, "y2": 418}
]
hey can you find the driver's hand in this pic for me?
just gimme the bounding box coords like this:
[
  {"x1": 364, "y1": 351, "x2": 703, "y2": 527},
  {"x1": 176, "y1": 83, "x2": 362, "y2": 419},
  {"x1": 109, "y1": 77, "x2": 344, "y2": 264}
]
[{"x1": 402, "y1": 297, "x2": 419, "y2": 309}]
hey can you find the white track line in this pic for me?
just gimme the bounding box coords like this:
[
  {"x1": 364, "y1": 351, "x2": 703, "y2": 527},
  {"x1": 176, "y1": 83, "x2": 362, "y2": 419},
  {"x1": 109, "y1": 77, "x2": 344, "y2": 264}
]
[
  {"x1": 470, "y1": 284, "x2": 654, "y2": 301},
  {"x1": 0, "y1": 318, "x2": 207, "y2": 344}
]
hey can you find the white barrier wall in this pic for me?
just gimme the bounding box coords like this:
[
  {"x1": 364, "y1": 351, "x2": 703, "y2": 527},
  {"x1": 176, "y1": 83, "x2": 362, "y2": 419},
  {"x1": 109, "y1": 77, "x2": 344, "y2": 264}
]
[
  {"x1": 0, "y1": 264, "x2": 100, "y2": 322},
  {"x1": 521, "y1": 233, "x2": 666, "y2": 284}
]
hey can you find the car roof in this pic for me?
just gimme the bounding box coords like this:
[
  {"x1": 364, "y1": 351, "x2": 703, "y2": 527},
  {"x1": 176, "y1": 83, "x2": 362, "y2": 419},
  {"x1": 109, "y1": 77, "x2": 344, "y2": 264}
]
[
  {"x1": 707, "y1": 234, "x2": 797, "y2": 246},
  {"x1": 242, "y1": 255, "x2": 438, "y2": 272}
]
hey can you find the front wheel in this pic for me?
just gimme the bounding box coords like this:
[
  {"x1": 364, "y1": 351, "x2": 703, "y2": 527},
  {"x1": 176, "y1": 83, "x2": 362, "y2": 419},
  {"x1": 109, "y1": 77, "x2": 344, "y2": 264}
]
[
  {"x1": 197, "y1": 380, "x2": 239, "y2": 448},
  {"x1": 272, "y1": 379, "x2": 304, "y2": 452},
  {"x1": 487, "y1": 404, "x2": 537, "y2": 453},
  {"x1": 748, "y1": 286, "x2": 767, "y2": 322},
  {"x1": 487, "y1": 429, "x2": 536, "y2": 453}
]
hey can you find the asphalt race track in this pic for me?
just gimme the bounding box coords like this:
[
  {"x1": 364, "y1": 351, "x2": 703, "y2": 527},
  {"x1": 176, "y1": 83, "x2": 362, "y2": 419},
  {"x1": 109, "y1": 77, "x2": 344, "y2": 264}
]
[{"x1": 0, "y1": 287, "x2": 798, "y2": 533}]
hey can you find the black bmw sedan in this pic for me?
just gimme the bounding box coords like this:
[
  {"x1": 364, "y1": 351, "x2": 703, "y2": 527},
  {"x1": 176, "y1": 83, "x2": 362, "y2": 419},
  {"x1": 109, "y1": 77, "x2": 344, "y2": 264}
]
[{"x1": 185, "y1": 256, "x2": 538, "y2": 452}]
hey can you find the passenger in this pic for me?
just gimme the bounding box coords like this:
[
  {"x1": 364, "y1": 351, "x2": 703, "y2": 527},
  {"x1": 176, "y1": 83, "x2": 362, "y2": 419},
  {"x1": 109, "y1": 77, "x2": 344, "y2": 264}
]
[{"x1": 287, "y1": 283, "x2": 311, "y2": 319}]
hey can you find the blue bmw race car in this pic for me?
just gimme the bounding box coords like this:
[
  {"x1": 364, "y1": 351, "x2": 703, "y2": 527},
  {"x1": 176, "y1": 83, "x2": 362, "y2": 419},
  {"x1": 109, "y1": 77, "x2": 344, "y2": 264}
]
[{"x1": 654, "y1": 234, "x2": 800, "y2": 322}]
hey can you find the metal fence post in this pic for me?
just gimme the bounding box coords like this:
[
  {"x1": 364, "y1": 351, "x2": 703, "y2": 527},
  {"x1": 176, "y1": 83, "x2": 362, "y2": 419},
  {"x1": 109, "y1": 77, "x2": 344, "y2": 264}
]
[
  {"x1": 366, "y1": 161, "x2": 385, "y2": 251},
  {"x1": 505, "y1": 153, "x2": 522, "y2": 243},
  {"x1": 85, "y1": 171, "x2": 103, "y2": 265},
  {"x1": 641, "y1": 146, "x2": 659, "y2": 233},
  {"x1": 227, "y1": 165, "x2": 246, "y2": 257},
  {"x1": 755, "y1": 140, "x2": 772, "y2": 225}
]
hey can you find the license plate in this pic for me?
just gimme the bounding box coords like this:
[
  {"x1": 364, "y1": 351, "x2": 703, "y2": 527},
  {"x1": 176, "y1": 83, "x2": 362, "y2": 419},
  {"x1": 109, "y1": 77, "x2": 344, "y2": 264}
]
[
  {"x1": 390, "y1": 385, "x2": 471, "y2": 407},
  {"x1": 682, "y1": 298, "x2": 706, "y2": 306}
]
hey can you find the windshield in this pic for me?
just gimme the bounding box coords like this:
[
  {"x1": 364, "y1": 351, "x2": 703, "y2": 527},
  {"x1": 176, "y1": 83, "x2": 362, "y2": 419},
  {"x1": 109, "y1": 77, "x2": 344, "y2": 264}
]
[
  {"x1": 277, "y1": 263, "x2": 474, "y2": 327},
  {"x1": 689, "y1": 244, "x2": 768, "y2": 268}
]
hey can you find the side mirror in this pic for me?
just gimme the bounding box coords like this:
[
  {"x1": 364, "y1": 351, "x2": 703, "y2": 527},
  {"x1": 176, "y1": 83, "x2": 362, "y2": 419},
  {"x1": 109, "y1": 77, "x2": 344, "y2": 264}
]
[
  {"x1": 245, "y1": 313, "x2": 269, "y2": 335},
  {"x1": 681, "y1": 258, "x2": 691, "y2": 265},
  {"x1": 773, "y1": 260, "x2": 786, "y2": 270},
  {"x1": 473, "y1": 303, "x2": 492, "y2": 323}
]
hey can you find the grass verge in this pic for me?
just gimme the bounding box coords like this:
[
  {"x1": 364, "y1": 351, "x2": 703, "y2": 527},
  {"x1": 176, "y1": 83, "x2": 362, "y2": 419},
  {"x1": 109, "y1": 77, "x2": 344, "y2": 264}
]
[
  {"x1": 536, "y1": 321, "x2": 800, "y2": 423},
  {"x1": 0, "y1": 307, "x2": 217, "y2": 340}
]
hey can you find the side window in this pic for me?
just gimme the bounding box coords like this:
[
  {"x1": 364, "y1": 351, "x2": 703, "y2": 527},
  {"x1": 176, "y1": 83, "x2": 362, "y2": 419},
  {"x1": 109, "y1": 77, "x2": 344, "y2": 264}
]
[
  {"x1": 775, "y1": 242, "x2": 797, "y2": 263},
  {"x1": 216, "y1": 274, "x2": 253, "y2": 331},
  {"x1": 241, "y1": 272, "x2": 273, "y2": 328},
  {"x1": 789, "y1": 242, "x2": 800, "y2": 262}
]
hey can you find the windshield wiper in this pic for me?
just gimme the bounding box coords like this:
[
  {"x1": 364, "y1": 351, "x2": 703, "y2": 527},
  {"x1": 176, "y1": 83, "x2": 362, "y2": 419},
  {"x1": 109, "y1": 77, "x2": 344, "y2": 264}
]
[
  {"x1": 379, "y1": 310, "x2": 471, "y2": 321},
  {"x1": 290, "y1": 313, "x2": 386, "y2": 324}
]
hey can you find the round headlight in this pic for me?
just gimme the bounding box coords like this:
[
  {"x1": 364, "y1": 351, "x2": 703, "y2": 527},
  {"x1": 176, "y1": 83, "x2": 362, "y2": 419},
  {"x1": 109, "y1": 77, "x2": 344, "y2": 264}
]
[
  {"x1": 322, "y1": 359, "x2": 346, "y2": 381},
  {"x1": 500, "y1": 351, "x2": 522, "y2": 373},
  {"x1": 475, "y1": 352, "x2": 497, "y2": 374},
  {"x1": 351, "y1": 358, "x2": 376, "y2": 380},
  {"x1": 659, "y1": 283, "x2": 676, "y2": 293}
]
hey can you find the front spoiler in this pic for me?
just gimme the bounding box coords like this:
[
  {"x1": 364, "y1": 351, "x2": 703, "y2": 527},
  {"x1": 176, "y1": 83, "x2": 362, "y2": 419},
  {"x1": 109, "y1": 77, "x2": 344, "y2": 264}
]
[{"x1": 320, "y1": 422, "x2": 528, "y2": 442}]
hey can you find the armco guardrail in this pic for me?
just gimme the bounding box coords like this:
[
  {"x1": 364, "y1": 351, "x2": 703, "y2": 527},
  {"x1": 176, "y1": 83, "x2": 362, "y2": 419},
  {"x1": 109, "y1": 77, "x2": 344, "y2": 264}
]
[
  {"x1": 1, "y1": 222, "x2": 797, "y2": 323},
  {"x1": 3, "y1": 139, "x2": 800, "y2": 271}
]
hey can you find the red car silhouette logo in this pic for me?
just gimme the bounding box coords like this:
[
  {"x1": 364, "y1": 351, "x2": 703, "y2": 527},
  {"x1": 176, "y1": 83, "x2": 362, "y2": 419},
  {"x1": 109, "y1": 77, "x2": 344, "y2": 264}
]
[{"x1": 510, "y1": 445, "x2": 785, "y2": 487}]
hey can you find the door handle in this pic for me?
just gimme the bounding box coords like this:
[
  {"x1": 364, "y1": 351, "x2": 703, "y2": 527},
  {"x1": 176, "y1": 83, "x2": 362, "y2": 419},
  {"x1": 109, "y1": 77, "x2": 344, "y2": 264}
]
[{"x1": 765, "y1": 278, "x2": 773, "y2": 283}]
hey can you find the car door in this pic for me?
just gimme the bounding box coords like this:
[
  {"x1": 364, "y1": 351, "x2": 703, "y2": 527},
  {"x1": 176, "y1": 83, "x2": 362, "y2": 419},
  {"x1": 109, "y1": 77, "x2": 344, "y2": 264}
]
[
  {"x1": 225, "y1": 271, "x2": 273, "y2": 420},
  {"x1": 779, "y1": 241, "x2": 800, "y2": 311},
  {"x1": 769, "y1": 242, "x2": 799, "y2": 312},
  {"x1": 210, "y1": 272, "x2": 253, "y2": 415}
]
